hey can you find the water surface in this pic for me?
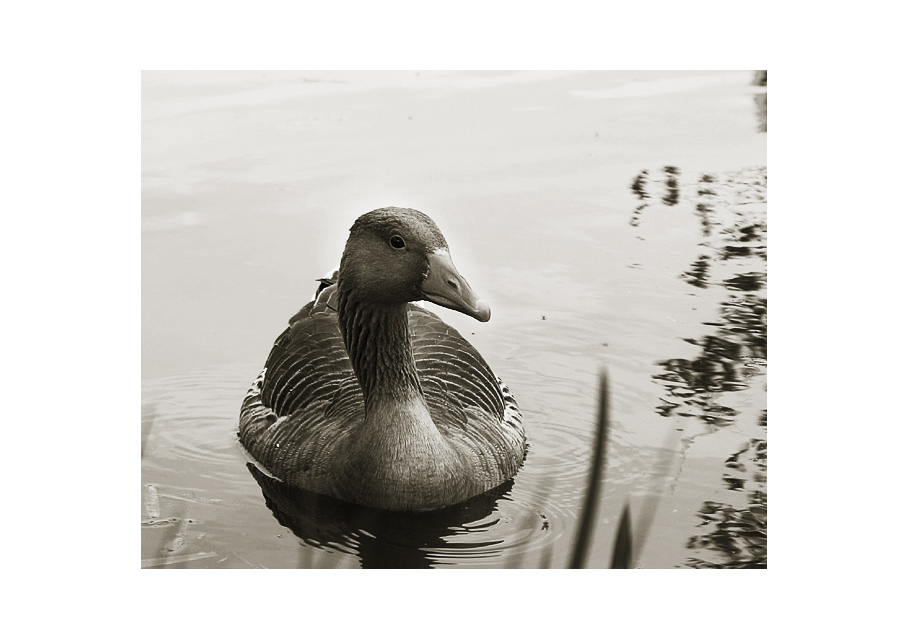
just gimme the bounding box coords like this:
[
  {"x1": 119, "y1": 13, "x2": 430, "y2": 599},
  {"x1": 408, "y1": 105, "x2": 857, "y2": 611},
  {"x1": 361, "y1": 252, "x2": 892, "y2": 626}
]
[{"x1": 141, "y1": 70, "x2": 767, "y2": 568}]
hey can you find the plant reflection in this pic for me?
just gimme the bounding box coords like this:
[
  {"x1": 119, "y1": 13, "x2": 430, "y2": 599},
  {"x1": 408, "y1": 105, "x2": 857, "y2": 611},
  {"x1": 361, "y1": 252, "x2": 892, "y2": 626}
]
[
  {"x1": 662, "y1": 166, "x2": 680, "y2": 206},
  {"x1": 631, "y1": 170, "x2": 650, "y2": 201},
  {"x1": 682, "y1": 255, "x2": 711, "y2": 288},
  {"x1": 628, "y1": 159, "x2": 767, "y2": 568},
  {"x1": 654, "y1": 294, "x2": 766, "y2": 426},
  {"x1": 754, "y1": 94, "x2": 767, "y2": 133},
  {"x1": 686, "y1": 435, "x2": 767, "y2": 568},
  {"x1": 628, "y1": 165, "x2": 687, "y2": 224},
  {"x1": 752, "y1": 70, "x2": 767, "y2": 133}
]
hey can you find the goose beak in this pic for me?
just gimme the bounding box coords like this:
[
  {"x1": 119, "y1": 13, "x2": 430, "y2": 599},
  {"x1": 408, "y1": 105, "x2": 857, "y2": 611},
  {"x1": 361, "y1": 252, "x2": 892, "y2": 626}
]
[{"x1": 421, "y1": 250, "x2": 491, "y2": 322}]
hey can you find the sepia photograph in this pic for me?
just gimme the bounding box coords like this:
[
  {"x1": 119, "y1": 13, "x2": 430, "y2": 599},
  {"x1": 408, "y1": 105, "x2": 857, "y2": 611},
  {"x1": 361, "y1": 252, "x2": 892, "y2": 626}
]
[{"x1": 142, "y1": 70, "x2": 767, "y2": 569}]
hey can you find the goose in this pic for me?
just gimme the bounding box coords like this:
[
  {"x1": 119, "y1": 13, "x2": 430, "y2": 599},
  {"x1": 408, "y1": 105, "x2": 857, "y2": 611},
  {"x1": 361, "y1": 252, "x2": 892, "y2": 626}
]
[{"x1": 239, "y1": 207, "x2": 525, "y2": 511}]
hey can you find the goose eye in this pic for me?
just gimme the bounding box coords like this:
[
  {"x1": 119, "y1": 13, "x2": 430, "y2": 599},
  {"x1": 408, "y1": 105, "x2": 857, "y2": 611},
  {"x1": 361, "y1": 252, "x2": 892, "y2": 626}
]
[{"x1": 389, "y1": 235, "x2": 406, "y2": 250}]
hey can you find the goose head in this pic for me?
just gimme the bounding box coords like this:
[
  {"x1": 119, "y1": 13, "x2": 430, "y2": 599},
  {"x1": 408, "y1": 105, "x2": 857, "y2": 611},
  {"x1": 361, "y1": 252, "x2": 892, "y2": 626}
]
[{"x1": 338, "y1": 207, "x2": 491, "y2": 322}]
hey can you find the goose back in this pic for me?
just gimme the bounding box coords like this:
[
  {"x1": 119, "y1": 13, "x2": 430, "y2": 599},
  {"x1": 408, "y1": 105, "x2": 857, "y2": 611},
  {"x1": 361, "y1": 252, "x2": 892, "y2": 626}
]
[{"x1": 239, "y1": 284, "x2": 525, "y2": 509}]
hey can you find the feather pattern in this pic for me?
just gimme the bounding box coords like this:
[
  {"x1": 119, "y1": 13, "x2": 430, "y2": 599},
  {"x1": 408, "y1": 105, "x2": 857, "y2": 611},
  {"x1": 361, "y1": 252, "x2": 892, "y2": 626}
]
[{"x1": 238, "y1": 207, "x2": 526, "y2": 511}]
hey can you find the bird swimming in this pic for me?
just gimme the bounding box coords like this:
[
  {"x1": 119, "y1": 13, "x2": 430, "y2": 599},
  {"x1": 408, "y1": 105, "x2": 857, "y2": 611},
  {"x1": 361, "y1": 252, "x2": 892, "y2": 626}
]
[{"x1": 239, "y1": 206, "x2": 525, "y2": 511}]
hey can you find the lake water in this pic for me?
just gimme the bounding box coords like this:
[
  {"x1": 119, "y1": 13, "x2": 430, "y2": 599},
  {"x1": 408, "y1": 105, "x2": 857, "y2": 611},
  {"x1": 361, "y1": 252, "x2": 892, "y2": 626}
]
[{"x1": 141, "y1": 70, "x2": 767, "y2": 568}]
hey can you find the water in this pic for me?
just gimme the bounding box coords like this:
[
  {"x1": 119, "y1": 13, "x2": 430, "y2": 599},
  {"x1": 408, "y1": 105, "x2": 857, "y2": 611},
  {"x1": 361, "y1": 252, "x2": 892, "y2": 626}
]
[{"x1": 141, "y1": 70, "x2": 767, "y2": 568}]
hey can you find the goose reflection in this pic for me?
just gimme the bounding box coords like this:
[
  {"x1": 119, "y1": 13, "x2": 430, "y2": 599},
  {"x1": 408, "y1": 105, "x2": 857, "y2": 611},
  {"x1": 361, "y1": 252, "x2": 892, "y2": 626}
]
[{"x1": 246, "y1": 463, "x2": 513, "y2": 568}]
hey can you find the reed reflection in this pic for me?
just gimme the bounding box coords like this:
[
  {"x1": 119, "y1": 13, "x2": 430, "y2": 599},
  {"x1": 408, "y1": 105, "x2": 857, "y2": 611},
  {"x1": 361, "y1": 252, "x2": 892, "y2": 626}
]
[
  {"x1": 626, "y1": 157, "x2": 767, "y2": 568},
  {"x1": 686, "y1": 434, "x2": 767, "y2": 568}
]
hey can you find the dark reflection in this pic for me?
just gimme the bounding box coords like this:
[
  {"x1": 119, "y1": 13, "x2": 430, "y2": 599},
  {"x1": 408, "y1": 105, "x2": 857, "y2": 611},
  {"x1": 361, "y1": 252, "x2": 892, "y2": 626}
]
[
  {"x1": 695, "y1": 203, "x2": 712, "y2": 236},
  {"x1": 630, "y1": 202, "x2": 647, "y2": 227},
  {"x1": 628, "y1": 165, "x2": 766, "y2": 252},
  {"x1": 684, "y1": 168, "x2": 767, "y2": 287},
  {"x1": 724, "y1": 272, "x2": 766, "y2": 292},
  {"x1": 641, "y1": 165, "x2": 767, "y2": 427},
  {"x1": 629, "y1": 170, "x2": 650, "y2": 227},
  {"x1": 631, "y1": 170, "x2": 650, "y2": 201},
  {"x1": 754, "y1": 93, "x2": 767, "y2": 133},
  {"x1": 246, "y1": 463, "x2": 512, "y2": 568},
  {"x1": 623, "y1": 91, "x2": 766, "y2": 566},
  {"x1": 694, "y1": 174, "x2": 718, "y2": 237},
  {"x1": 682, "y1": 255, "x2": 711, "y2": 288},
  {"x1": 630, "y1": 161, "x2": 766, "y2": 566},
  {"x1": 698, "y1": 173, "x2": 716, "y2": 194},
  {"x1": 718, "y1": 295, "x2": 767, "y2": 360},
  {"x1": 662, "y1": 166, "x2": 680, "y2": 206},
  {"x1": 753, "y1": 70, "x2": 767, "y2": 133},
  {"x1": 737, "y1": 223, "x2": 763, "y2": 243},
  {"x1": 721, "y1": 244, "x2": 753, "y2": 259},
  {"x1": 654, "y1": 294, "x2": 766, "y2": 425},
  {"x1": 627, "y1": 166, "x2": 682, "y2": 226},
  {"x1": 686, "y1": 436, "x2": 767, "y2": 568}
]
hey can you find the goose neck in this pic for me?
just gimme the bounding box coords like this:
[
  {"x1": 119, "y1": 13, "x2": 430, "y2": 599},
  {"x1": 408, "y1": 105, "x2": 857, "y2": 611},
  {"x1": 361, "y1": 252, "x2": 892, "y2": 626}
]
[{"x1": 336, "y1": 293, "x2": 424, "y2": 406}]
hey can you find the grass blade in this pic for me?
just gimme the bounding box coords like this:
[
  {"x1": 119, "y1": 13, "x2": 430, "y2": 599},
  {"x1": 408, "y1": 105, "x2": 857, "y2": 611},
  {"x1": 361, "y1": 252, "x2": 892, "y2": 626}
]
[
  {"x1": 569, "y1": 369, "x2": 610, "y2": 569},
  {"x1": 610, "y1": 501, "x2": 633, "y2": 568}
]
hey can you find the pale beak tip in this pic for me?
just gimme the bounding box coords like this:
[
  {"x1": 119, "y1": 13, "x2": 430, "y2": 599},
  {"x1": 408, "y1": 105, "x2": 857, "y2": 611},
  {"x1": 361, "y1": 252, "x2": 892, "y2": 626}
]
[{"x1": 474, "y1": 301, "x2": 491, "y2": 323}]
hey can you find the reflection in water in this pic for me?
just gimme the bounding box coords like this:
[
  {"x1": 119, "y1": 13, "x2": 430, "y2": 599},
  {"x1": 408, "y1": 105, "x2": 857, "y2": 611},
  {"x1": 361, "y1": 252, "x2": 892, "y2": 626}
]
[
  {"x1": 631, "y1": 169, "x2": 649, "y2": 201},
  {"x1": 655, "y1": 293, "x2": 767, "y2": 427},
  {"x1": 629, "y1": 170, "x2": 650, "y2": 227},
  {"x1": 662, "y1": 166, "x2": 680, "y2": 206},
  {"x1": 682, "y1": 255, "x2": 711, "y2": 288},
  {"x1": 724, "y1": 272, "x2": 766, "y2": 292},
  {"x1": 628, "y1": 161, "x2": 767, "y2": 568},
  {"x1": 686, "y1": 435, "x2": 767, "y2": 568},
  {"x1": 686, "y1": 166, "x2": 767, "y2": 289},
  {"x1": 629, "y1": 166, "x2": 683, "y2": 224},
  {"x1": 754, "y1": 93, "x2": 767, "y2": 133},
  {"x1": 752, "y1": 70, "x2": 767, "y2": 133},
  {"x1": 641, "y1": 166, "x2": 767, "y2": 431},
  {"x1": 247, "y1": 463, "x2": 517, "y2": 568}
]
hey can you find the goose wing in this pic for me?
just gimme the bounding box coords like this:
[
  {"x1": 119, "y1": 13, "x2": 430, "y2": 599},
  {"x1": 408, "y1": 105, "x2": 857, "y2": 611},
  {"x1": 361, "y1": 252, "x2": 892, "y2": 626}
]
[
  {"x1": 408, "y1": 305, "x2": 524, "y2": 472},
  {"x1": 238, "y1": 286, "x2": 363, "y2": 484},
  {"x1": 254, "y1": 295, "x2": 507, "y2": 427},
  {"x1": 408, "y1": 305, "x2": 505, "y2": 426},
  {"x1": 239, "y1": 284, "x2": 522, "y2": 480}
]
